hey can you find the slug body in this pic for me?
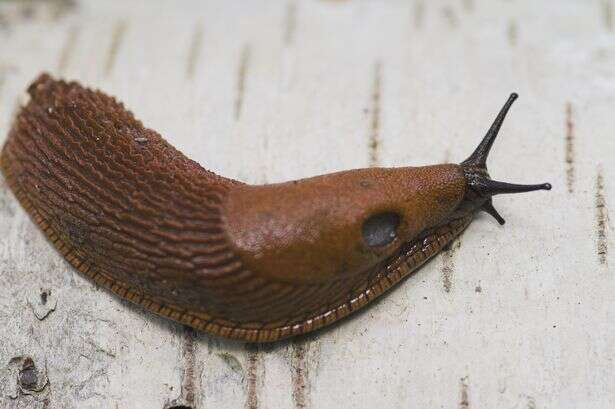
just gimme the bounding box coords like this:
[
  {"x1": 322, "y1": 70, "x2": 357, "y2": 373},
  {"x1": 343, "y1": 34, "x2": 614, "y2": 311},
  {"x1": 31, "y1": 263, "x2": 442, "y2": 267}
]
[{"x1": 0, "y1": 75, "x2": 550, "y2": 342}]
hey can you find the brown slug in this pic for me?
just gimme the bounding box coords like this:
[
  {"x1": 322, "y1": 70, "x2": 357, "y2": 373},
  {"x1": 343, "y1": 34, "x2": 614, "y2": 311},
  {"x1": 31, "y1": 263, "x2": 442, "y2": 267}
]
[{"x1": 0, "y1": 74, "x2": 551, "y2": 342}]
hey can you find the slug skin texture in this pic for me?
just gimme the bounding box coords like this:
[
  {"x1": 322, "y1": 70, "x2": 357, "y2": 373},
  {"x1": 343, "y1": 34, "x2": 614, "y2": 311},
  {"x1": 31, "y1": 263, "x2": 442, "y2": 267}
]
[{"x1": 0, "y1": 75, "x2": 549, "y2": 342}]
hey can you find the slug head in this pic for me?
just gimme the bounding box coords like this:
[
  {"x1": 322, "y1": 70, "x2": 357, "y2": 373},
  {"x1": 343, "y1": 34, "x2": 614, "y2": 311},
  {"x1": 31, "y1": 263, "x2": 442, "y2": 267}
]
[{"x1": 458, "y1": 93, "x2": 551, "y2": 224}]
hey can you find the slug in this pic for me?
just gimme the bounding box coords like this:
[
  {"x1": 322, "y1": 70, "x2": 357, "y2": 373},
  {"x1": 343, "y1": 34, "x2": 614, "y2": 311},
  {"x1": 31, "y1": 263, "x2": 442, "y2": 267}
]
[{"x1": 0, "y1": 74, "x2": 551, "y2": 342}]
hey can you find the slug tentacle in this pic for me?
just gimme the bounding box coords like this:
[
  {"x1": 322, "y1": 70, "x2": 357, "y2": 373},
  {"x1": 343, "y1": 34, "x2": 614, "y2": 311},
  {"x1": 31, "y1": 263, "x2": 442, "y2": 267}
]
[
  {"x1": 465, "y1": 173, "x2": 551, "y2": 196},
  {"x1": 480, "y1": 199, "x2": 506, "y2": 225},
  {"x1": 462, "y1": 92, "x2": 519, "y2": 168},
  {"x1": 0, "y1": 74, "x2": 551, "y2": 342},
  {"x1": 460, "y1": 93, "x2": 551, "y2": 225}
]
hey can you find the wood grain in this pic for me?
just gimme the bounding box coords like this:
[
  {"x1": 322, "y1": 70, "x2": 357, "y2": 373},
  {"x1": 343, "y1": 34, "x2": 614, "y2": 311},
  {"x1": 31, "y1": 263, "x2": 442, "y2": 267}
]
[{"x1": 0, "y1": 1, "x2": 611, "y2": 408}]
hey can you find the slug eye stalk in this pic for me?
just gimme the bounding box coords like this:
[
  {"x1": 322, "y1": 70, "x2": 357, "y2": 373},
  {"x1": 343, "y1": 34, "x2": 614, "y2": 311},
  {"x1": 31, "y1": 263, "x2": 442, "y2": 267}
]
[{"x1": 461, "y1": 93, "x2": 551, "y2": 225}]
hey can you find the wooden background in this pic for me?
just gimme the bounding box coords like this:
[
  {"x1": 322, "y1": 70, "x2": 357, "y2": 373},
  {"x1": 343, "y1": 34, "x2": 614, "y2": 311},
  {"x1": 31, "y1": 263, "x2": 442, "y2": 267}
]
[{"x1": 0, "y1": 0, "x2": 613, "y2": 408}]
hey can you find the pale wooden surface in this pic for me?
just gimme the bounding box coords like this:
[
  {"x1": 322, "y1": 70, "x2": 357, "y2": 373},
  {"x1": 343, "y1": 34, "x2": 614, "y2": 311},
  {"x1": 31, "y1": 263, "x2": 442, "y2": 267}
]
[{"x1": 0, "y1": 1, "x2": 613, "y2": 408}]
